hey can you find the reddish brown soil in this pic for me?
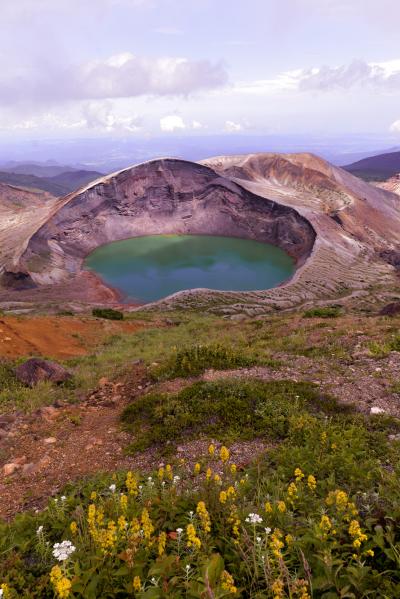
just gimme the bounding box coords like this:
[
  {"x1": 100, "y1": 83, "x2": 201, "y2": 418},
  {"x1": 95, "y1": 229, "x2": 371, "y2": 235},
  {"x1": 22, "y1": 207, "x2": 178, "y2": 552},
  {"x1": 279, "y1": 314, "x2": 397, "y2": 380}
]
[
  {"x1": 0, "y1": 367, "x2": 266, "y2": 520},
  {"x1": 0, "y1": 315, "x2": 147, "y2": 359}
]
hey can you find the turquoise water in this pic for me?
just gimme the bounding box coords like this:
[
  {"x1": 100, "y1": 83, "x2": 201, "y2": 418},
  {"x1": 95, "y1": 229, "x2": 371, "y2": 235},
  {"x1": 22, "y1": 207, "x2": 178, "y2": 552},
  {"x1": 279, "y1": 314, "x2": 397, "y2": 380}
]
[{"x1": 84, "y1": 235, "x2": 295, "y2": 303}]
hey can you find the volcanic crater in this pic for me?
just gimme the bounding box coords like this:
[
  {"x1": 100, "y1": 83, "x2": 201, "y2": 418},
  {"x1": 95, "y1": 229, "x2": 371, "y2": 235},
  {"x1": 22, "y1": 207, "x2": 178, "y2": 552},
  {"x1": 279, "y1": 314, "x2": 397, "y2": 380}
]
[{"x1": 1, "y1": 153, "x2": 400, "y2": 315}]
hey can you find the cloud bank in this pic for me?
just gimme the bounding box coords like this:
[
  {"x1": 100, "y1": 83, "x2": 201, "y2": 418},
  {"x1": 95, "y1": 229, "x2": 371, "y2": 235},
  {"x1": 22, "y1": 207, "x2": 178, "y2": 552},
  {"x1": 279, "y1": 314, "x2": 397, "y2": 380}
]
[{"x1": 0, "y1": 53, "x2": 228, "y2": 107}]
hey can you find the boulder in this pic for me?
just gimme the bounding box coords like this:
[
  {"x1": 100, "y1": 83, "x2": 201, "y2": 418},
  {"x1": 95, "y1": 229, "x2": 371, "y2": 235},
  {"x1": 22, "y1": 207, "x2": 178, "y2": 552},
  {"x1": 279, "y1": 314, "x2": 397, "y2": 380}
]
[
  {"x1": 15, "y1": 358, "x2": 72, "y2": 387},
  {"x1": 379, "y1": 302, "x2": 400, "y2": 316}
]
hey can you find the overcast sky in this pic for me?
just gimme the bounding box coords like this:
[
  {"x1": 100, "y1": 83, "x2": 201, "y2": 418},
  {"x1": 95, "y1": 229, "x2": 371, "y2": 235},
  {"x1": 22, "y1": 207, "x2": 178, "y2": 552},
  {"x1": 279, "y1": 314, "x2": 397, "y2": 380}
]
[{"x1": 1, "y1": 0, "x2": 400, "y2": 139}]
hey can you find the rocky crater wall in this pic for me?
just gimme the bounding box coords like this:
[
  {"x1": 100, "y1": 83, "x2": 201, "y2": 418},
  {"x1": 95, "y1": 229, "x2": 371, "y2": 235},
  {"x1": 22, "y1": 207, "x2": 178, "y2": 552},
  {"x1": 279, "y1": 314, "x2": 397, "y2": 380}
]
[{"x1": 16, "y1": 159, "x2": 316, "y2": 289}]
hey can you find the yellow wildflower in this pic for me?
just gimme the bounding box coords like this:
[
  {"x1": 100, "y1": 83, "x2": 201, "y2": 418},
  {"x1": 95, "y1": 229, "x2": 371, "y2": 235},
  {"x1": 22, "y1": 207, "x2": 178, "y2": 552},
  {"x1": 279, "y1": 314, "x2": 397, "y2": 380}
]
[
  {"x1": 0, "y1": 584, "x2": 10, "y2": 599},
  {"x1": 307, "y1": 475, "x2": 317, "y2": 491},
  {"x1": 277, "y1": 500, "x2": 286, "y2": 513},
  {"x1": 271, "y1": 578, "x2": 284, "y2": 599},
  {"x1": 320, "y1": 431, "x2": 327, "y2": 445},
  {"x1": 219, "y1": 490, "x2": 227, "y2": 504},
  {"x1": 141, "y1": 508, "x2": 154, "y2": 541},
  {"x1": 118, "y1": 515, "x2": 128, "y2": 532},
  {"x1": 130, "y1": 517, "x2": 141, "y2": 537},
  {"x1": 365, "y1": 549, "x2": 374, "y2": 557},
  {"x1": 285, "y1": 534, "x2": 294, "y2": 545},
  {"x1": 165, "y1": 464, "x2": 173, "y2": 480},
  {"x1": 287, "y1": 482, "x2": 298, "y2": 502},
  {"x1": 348, "y1": 520, "x2": 367, "y2": 549},
  {"x1": 214, "y1": 474, "x2": 221, "y2": 484},
  {"x1": 220, "y1": 445, "x2": 230, "y2": 463},
  {"x1": 96, "y1": 506, "x2": 104, "y2": 527},
  {"x1": 230, "y1": 463, "x2": 237, "y2": 475},
  {"x1": 292, "y1": 579, "x2": 310, "y2": 599},
  {"x1": 239, "y1": 478, "x2": 245, "y2": 485},
  {"x1": 228, "y1": 506, "x2": 241, "y2": 544},
  {"x1": 120, "y1": 494, "x2": 128, "y2": 513},
  {"x1": 158, "y1": 466, "x2": 165, "y2": 480},
  {"x1": 50, "y1": 566, "x2": 72, "y2": 599},
  {"x1": 318, "y1": 515, "x2": 332, "y2": 535},
  {"x1": 197, "y1": 501, "x2": 211, "y2": 533},
  {"x1": 227, "y1": 486, "x2": 236, "y2": 500},
  {"x1": 270, "y1": 528, "x2": 284, "y2": 559},
  {"x1": 186, "y1": 523, "x2": 201, "y2": 549},
  {"x1": 90, "y1": 491, "x2": 97, "y2": 501},
  {"x1": 133, "y1": 575, "x2": 141, "y2": 592},
  {"x1": 126, "y1": 472, "x2": 138, "y2": 497},
  {"x1": 220, "y1": 570, "x2": 237, "y2": 594},
  {"x1": 194, "y1": 462, "x2": 201, "y2": 475},
  {"x1": 208, "y1": 443, "x2": 215, "y2": 457},
  {"x1": 294, "y1": 467, "x2": 304, "y2": 482},
  {"x1": 206, "y1": 467, "x2": 212, "y2": 481},
  {"x1": 70, "y1": 521, "x2": 77, "y2": 535},
  {"x1": 265, "y1": 501, "x2": 273, "y2": 513},
  {"x1": 158, "y1": 531, "x2": 167, "y2": 556},
  {"x1": 87, "y1": 504, "x2": 96, "y2": 532}
]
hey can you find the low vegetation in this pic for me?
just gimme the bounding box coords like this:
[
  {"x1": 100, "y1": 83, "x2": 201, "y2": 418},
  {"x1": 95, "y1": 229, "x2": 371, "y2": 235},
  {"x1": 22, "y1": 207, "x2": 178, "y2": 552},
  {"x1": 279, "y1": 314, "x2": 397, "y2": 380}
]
[
  {"x1": 2, "y1": 308, "x2": 400, "y2": 597},
  {"x1": 302, "y1": 306, "x2": 342, "y2": 319},
  {"x1": 151, "y1": 344, "x2": 262, "y2": 380},
  {"x1": 121, "y1": 379, "x2": 351, "y2": 453},
  {"x1": 1, "y1": 399, "x2": 400, "y2": 597},
  {"x1": 92, "y1": 308, "x2": 124, "y2": 321}
]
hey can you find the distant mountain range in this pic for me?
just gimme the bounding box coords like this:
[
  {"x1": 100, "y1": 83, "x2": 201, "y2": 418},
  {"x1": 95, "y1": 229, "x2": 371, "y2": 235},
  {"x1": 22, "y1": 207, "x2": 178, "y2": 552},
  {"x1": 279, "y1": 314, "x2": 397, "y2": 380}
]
[
  {"x1": 0, "y1": 167, "x2": 103, "y2": 197},
  {"x1": 344, "y1": 151, "x2": 400, "y2": 182}
]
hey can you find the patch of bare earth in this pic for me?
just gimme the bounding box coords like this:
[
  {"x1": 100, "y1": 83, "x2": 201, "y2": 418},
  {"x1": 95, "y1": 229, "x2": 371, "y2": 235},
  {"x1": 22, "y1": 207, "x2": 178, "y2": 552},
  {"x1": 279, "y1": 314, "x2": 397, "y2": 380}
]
[
  {"x1": 0, "y1": 365, "x2": 267, "y2": 520},
  {"x1": 0, "y1": 315, "x2": 149, "y2": 359}
]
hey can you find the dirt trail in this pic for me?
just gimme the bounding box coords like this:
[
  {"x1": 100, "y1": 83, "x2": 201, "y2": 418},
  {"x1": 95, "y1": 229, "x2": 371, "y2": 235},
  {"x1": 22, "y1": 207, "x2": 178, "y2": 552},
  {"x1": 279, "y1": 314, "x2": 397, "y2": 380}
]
[{"x1": 0, "y1": 316, "x2": 147, "y2": 359}]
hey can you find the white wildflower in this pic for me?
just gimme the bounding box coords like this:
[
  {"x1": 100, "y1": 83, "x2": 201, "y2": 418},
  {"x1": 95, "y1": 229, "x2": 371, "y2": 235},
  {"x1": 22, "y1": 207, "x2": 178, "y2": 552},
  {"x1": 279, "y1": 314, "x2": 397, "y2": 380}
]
[
  {"x1": 36, "y1": 525, "x2": 44, "y2": 535},
  {"x1": 52, "y1": 540, "x2": 76, "y2": 562},
  {"x1": 176, "y1": 527, "x2": 183, "y2": 535},
  {"x1": 264, "y1": 527, "x2": 272, "y2": 535},
  {"x1": 245, "y1": 513, "x2": 263, "y2": 525},
  {"x1": 109, "y1": 484, "x2": 116, "y2": 493}
]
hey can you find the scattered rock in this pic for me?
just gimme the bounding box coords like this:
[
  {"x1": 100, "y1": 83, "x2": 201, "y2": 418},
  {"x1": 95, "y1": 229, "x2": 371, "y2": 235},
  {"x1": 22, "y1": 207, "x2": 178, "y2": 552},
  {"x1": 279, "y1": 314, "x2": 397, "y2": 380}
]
[
  {"x1": 99, "y1": 377, "x2": 109, "y2": 387},
  {"x1": 2, "y1": 463, "x2": 21, "y2": 476},
  {"x1": 22, "y1": 462, "x2": 36, "y2": 474},
  {"x1": 43, "y1": 437, "x2": 57, "y2": 444},
  {"x1": 40, "y1": 406, "x2": 60, "y2": 421},
  {"x1": 15, "y1": 358, "x2": 72, "y2": 387},
  {"x1": 370, "y1": 406, "x2": 385, "y2": 415}
]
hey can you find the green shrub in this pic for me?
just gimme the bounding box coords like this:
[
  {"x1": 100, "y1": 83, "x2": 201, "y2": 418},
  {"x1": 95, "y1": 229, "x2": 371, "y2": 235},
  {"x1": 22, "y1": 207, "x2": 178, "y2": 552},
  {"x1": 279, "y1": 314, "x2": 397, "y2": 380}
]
[
  {"x1": 92, "y1": 308, "x2": 124, "y2": 321},
  {"x1": 303, "y1": 305, "x2": 342, "y2": 318},
  {"x1": 122, "y1": 379, "x2": 351, "y2": 452},
  {"x1": 152, "y1": 344, "x2": 259, "y2": 380}
]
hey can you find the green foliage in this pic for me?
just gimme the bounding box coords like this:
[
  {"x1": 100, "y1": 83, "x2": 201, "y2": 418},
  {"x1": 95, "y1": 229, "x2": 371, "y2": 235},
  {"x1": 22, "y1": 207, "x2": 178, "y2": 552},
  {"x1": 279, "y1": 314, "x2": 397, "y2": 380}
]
[
  {"x1": 122, "y1": 379, "x2": 352, "y2": 453},
  {"x1": 303, "y1": 306, "x2": 342, "y2": 318},
  {"x1": 92, "y1": 308, "x2": 124, "y2": 321},
  {"x1": 1, "y1": 415, "x2": 400, "y2": 598},
  {"x1": 152, "y1": 344, "x2": 259, "y2": 380}
]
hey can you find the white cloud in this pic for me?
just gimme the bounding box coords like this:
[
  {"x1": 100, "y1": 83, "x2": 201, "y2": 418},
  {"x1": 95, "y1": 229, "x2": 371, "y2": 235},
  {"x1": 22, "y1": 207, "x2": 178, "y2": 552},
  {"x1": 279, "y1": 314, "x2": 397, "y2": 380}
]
[
  {"x1": 299, "y1": 59, "x2": 400, "y2": 92},
  {"x1": 224, "y1": 120, "x2": 243, "y2": 132},
  {"x1": 82, "y1": 101, "x2": 142, "y2": 132},
  {"x1": 160, "y1": 115, "x2": 186, "y2": 132},
  {"x1": 0, "y1": 52, "x2": 228, "y2": 107},
  {"x1": 191, "y1": 120, "x2": 204, "y2": 129},
  {"x1": 390, "y1": 120, "x2": 400, "y2": 133}
]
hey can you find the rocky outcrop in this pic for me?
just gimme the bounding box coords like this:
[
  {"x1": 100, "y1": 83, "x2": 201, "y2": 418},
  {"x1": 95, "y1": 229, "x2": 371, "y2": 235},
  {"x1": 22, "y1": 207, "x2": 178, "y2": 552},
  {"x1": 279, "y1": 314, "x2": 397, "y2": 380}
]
[
  {"x1": 1, "y1": 152, "x2": 400, "y2": 314},
  {"x1": 15, "y1": 358, "x2": 72, "y2": 387}
]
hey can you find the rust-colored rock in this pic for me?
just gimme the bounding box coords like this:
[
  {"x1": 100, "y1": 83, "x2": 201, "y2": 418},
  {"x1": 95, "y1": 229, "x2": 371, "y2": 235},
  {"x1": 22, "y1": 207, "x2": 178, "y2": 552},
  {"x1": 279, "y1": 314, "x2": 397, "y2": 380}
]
[{"x1": 15, "y1": 358, "x2": 72, "y2": 387}]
